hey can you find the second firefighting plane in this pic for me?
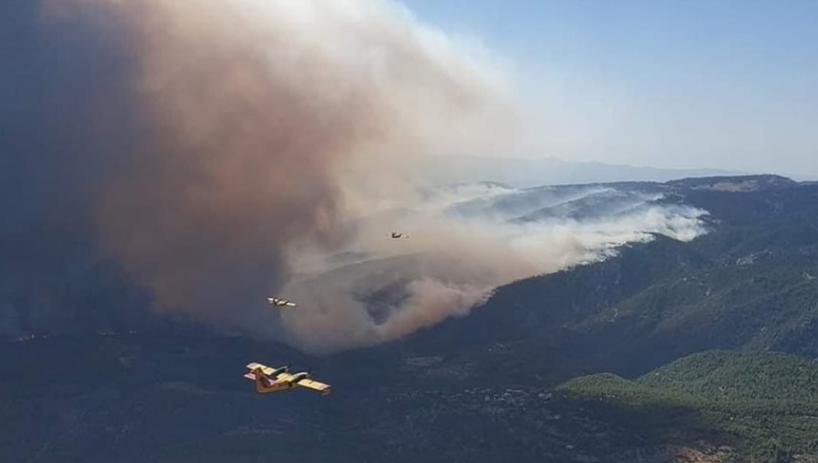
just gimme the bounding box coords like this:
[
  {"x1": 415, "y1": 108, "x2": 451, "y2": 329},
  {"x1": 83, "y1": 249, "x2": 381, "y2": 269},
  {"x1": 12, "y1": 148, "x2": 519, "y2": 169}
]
[
  {"x1": 244, "y1": 362, "x2": 331, "y2": 396},
  {"x1": 267, "y1": 297, "x2": 297, "y2": 308},
  {"x1": 391, "y1": 232, "x2": 408, "y2": 239}
]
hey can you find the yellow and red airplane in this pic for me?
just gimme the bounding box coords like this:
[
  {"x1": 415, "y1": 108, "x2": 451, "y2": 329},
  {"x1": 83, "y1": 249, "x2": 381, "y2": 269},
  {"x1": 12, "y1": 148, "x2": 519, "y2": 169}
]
[{"x1": 244, "y1": 362, "x2": 331, "y2": 396}]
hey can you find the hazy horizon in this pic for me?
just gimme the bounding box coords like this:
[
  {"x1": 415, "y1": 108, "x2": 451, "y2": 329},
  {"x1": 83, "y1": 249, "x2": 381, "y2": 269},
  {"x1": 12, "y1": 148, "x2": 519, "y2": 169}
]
[{"x1": 404, "y1": 0, "x2": 818, "y2": 180}]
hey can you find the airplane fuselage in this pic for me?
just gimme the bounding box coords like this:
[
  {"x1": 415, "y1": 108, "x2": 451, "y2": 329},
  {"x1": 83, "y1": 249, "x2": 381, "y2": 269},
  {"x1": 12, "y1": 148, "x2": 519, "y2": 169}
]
[
  {"x1": 249, "y1": 369, "x2": 309, "y2": 394},
  {"x1": 255, "y1": 378, "x2": 297, "y2": 394},
  {"x1": 245, "y1": 362, "x2": 331, "y2": 396}
]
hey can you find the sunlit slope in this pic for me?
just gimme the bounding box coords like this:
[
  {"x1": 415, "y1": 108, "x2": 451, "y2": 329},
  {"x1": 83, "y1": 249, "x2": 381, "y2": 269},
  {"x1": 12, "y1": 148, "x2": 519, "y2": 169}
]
[{"x1": 560, "y1": 350, "x2": 818, "y2": 460}]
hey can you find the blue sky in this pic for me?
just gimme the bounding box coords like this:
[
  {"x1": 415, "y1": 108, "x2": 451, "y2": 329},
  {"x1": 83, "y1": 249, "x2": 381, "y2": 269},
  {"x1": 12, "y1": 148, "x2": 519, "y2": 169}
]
[{"x1": 401, "y1": 0, "x2": 818, "y2": 178}]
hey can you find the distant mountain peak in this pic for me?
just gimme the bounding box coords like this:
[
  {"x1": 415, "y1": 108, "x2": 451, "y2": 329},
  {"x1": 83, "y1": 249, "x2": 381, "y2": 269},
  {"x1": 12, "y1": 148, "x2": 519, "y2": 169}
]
[{"x1": 417, "y1": 155, "x2": 745, "y2": 188}]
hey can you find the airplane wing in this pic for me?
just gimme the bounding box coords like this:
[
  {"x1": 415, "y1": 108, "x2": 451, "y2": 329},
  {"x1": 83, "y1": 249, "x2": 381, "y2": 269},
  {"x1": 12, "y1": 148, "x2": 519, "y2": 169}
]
[
  {"x1": 246, "y1": 362, "x2": 279, "y2": 376},
  {"x1": 297, "y1": 378, "x2": 331, "y2": 395},
  {"x1": 272, "y1": 372, "x2": 296, "y2": 382}
]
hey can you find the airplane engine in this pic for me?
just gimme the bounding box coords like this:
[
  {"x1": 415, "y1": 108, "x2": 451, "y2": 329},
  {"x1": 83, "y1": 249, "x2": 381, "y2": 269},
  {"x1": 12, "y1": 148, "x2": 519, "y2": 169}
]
[{"x1": 291, "y1": 373, "x2": 309, "y2": 383}]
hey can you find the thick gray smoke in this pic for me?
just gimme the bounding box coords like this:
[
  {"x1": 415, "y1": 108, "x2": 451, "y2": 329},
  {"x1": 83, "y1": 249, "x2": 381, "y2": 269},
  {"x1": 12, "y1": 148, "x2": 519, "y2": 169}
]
[
  {"x1": 278, "y1": 185, "x2": 708, "y2": 353},
  {"x1": 3, "y1": 0, "x2": 707, "y2": 350},
  {"x1": 6, "y1": 0, "x2": 514, "y2": 335}
]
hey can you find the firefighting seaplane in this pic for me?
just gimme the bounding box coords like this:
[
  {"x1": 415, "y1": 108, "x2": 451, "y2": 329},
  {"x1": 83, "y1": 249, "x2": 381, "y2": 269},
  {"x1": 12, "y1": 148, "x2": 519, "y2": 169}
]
[
  {"x1": 244, "y1": 362, "x2": 331, "y2": 396},
  {"x1": 267, "y1": 297, "x2": 297, "y2": 308}
]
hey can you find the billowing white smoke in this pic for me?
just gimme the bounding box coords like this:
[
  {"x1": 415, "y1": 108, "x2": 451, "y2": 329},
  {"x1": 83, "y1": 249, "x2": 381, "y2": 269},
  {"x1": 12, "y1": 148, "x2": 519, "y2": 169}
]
[
  {"x1": 278, "y1": 186, "x2": 709, "y2": 353},
  {"x1": 37, "y1": 0, "x2": 517, "y2": 331},
  {"x1": 31, "y1": 0, "x2": 708, "y2": 353}
]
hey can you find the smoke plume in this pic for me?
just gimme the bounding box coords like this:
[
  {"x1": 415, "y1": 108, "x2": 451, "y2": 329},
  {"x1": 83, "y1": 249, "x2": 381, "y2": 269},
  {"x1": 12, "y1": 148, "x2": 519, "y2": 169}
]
[
  {"x1": 277, "y1": 185, "x2": 708, "y2": 353},
  {"x1": 2, "y1": 0, "x2": 708, "y2": 351},
  {"x1": 27, "y1": 0, "x2": 512, "y2": 324}
]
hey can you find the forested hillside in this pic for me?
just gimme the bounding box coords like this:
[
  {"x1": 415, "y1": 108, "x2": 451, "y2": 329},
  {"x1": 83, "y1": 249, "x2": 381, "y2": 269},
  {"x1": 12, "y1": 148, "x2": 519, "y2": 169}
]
[
  {"x1": 561, "y1": 351, "x2": 818, "y2": 461},
  {"x1": 5, "y1": 176, "x2": 818, "y2": 462}
]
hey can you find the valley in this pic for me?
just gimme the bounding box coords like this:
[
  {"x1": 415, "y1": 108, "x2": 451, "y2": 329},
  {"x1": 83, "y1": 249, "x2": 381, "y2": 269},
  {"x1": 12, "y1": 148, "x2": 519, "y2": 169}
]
[{"x1": 3, "y1": 175, "x2": 818, "y2": 462}]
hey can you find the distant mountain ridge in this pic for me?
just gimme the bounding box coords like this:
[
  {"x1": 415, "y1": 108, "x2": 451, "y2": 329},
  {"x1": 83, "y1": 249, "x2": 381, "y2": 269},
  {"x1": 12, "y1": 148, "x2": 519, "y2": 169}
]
[
  {"x1": 416, "y1": 155, "x2": 745, "y2": 188},
  {"x1": 398, "y1": 174, "x2": 818, "y2": 365}
]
